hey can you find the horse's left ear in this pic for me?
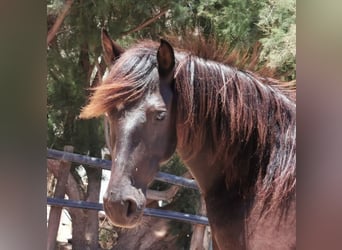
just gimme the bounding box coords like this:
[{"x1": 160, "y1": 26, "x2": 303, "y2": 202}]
[
  {"x1": 101, "y1": 28, "x2": 125, "y2": 67},
  {"x1": 157, "y1": 39, "x2": 175, "y2": 77}
]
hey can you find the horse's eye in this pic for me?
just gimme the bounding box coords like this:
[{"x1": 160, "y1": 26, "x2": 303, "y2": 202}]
[{"x1": 155, "y1": 110, "x2": 167, "y2": 121}]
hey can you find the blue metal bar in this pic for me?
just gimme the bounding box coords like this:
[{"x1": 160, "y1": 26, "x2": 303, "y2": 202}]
[
  {"x1": 143, "y1": 207, "x2": 209, "y2": 225},
  {"x1": 155, "y1": 172, "x2": 198, "y2": 190},
  {"x1": 47, "y1": 148, "x2": 111, "y2": 170},
  {"x1": 47, "y1": 148, "x2": 198, "y2": 190},
  {"x1": 47, "y1": 197, "x2": 209, "y2": 226},
  {"x1": 48, "y1": 197, "x2": 102, "y2": 210}
]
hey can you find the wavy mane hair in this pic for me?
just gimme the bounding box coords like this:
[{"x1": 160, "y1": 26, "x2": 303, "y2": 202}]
[{"x1": 80, "y1": 37, "x2": 296, "y2": 214}]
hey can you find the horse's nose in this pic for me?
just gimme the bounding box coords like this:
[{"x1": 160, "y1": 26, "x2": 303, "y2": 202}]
[{"x1": 103, "y1": 195, "x2": 143, "y2": 228}]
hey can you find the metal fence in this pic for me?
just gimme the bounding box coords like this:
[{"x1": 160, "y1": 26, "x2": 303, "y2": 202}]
[{"x1": 47, "y1": 148, "x2": 209, "y2": 226}]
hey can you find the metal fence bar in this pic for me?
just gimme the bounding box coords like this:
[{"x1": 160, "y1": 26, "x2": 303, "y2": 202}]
[
  {"x1": 155, "y1": 172, "x2": 198, "y2": 190},
  {"x1": 47, "y1": 197, "x2": 209, "y2": 226},
  {"x1": 47, "y1": 148, "x2": 111, "y2": 170},
  {"x1": 47, "y1": 148, "x2": 198, "y2": 190}
]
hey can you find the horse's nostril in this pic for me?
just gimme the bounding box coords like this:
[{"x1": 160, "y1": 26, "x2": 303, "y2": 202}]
[{"x1": 126, "y1": 199, "x2": 138, "y2": 217}]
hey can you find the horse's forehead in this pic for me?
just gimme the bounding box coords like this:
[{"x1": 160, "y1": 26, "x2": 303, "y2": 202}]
[
  {"x1": 119, "y1": 91, "x2": 158, "y2": 115},
  {"x1": 118, "y1": 102, "x2": 146, "y2": 133},
  {"x1": 146, "y1": 90, "x2": 166, "y2": 107}
]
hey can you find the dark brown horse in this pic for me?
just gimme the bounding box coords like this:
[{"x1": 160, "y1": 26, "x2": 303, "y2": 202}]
[{"x1": 80, "y1": 30, "x2": 296, "y2": 250}]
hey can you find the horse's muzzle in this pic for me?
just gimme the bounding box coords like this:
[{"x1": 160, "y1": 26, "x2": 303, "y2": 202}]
[{"x1": 103, "y1": 187, "x2": 146, "y2": 228}]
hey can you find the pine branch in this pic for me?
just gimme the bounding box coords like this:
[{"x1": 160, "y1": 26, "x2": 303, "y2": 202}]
[
  {"x1": 47, "y1": 0, "x2": 74, "y2": 46},
  {"x1": 120, "y1": 8, "x2": 168, "y2": 37}
]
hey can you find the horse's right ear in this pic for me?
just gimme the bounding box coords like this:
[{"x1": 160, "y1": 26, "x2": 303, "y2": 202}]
[{"x1": 101, "y1": 28, "x2": 125, "y2": 66}]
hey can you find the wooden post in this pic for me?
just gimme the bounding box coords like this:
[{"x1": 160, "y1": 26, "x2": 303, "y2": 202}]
[
  {"x1": 190, "y1": 195, "x2": 210, "y2": 250},
  {"x1": 47, "y1": 146, "x2": 74, "y2": 250}
]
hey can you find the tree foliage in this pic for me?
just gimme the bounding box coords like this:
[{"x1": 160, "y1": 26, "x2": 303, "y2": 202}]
[
  {"x1": 195, "y1": 0, "x2": 267, "y2": 46},
  {"x1": 257, "y1": 0, "x2": 296, "y2": 79}
]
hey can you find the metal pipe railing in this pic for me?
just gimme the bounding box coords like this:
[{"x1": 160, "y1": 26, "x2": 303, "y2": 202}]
[
  {"x1": 47, "y1": 148, "x2": 198, "y2": 190},
  {"x1": 47, "y1": 197, "x2": 209, "y2": 225}
]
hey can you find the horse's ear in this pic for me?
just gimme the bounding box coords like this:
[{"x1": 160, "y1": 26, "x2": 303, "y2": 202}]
[
  {"x1": 101, "y1": 28, "x2": 125, "y2": 66},
  {"x1": 157, "y1": 39, "x2": 175, "y2": 77}
]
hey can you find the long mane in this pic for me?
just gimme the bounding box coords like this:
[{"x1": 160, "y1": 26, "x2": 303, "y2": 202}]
[
  {"x1": 80, "y1": 38, "x2": 296, "y2": 213},
  {"x1": 175, "y1": 54, "x2": 296, "y2": 213}
]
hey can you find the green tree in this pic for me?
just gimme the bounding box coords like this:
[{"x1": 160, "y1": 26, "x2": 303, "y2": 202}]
[
  {"x1": 193, "y1": 0, "x2": 267, "y2": 46},
  {"x1": 257, "y1": 0, "x2": 296, "y2": 79},
  {"x1": 184, "y1": 0, "x2": 296, "y2": 80}
]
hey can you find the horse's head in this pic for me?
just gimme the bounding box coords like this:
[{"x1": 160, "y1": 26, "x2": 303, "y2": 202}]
[{"x1": 98, "y1": 30, "x2": 177, "y2": 227}]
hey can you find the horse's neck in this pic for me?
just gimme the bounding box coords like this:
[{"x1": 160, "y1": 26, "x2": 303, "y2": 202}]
[
  {"x1": 246, "y1": 196, "x2": 296, "y2": 249},
  {"x1": 178, "y1": 146, "x2": 249, "y2": 249},
  {"x1": 177, "y1": 145, "x2": 225, "y2": 195},
  {"x1": 180, "y1": 148, "x2": 296, "y2": 249}
]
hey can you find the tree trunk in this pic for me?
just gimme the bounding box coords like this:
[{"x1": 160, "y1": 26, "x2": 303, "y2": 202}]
[
  {"x1": 69, "y1": 208, "x2": 87, "y2": 250},
  {"x1": 84, "y1": 167, "x2": 102, "y2": 249},
  {"x1": 47, "y1": 146, "x2": 73, "y2": 250},
  {"x1": 47, "y1": 0, "x2": 74, "y2": 46},
  {"x1": 190, "y1": 196, "x2": 210, "y2": 250}
]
